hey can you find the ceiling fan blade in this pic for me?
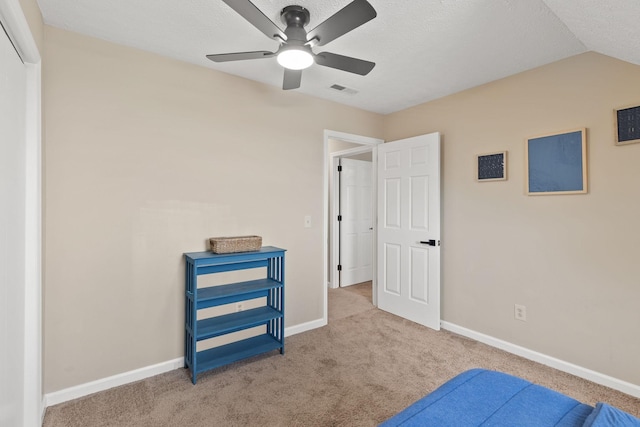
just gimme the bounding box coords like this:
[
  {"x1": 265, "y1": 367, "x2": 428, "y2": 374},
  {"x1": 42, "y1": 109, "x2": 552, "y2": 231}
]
[
  {"x1": 307, "y1": 0, "x2": 376, "y2": 47},
  {"x1": 206, "y1": 51, "x2": 276, "y2": 62},
  {"x1": 283, "y1": 69, "x2": 302, "y2": 90},
  {"x1": 314, "y1": 52, "x2": 375, "y2": 75},
  {"x1": 222, "y1": 0, "x2": 286, "y2": 41}
]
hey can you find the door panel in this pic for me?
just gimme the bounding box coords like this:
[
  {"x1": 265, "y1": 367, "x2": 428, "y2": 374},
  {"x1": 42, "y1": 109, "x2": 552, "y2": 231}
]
[
  {"x1": 377, "y1": 133, "x2": 441, "y2": 330},
  {"x1": 410, "y1": 176, "x2": 429, "y2": 230},
  {"x1": 383, "y1": 243, "x2": 401, "y2": 295},
  {"x1": 384, "y1": 178, "x2": 401, "y2": 228},
  {"x1": 410, "y1": 246, "x2": 429, "y2": 303},
  {"x1": 339, "y1": 158, "x2": 373, "y2": 286}
]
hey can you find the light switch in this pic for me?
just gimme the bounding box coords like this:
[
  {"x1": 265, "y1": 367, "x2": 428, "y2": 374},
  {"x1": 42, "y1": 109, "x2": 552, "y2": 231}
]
[{"x1": 304, "y1": 215, "x2": 311, "y2": 228}]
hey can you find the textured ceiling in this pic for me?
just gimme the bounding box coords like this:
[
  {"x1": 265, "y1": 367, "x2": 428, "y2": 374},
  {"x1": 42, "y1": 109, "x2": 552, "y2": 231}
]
[{"x1": 36, "y1": 0, "x2": 639, "y2": 115}]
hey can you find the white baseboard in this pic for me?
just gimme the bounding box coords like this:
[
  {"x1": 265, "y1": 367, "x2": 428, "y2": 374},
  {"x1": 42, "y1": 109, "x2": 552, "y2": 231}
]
[
  {"x1": 43, "y1": 319, "x2": 640, "y2": 409},
  {"x1": 441, "y1": 321, "x2": 640, "y2": 399},
  {"x1": 42, "y1": 320, "x2": 640, "y2": 409},
  {"x1": 285, "y1": 318, "x2": 326, "y2": 337},
  {"x1": 44, "y1": 320, "x2": 328, "y2": 408},
  {"x1": 44, "y1": 357, "x2": 184, "y2": 407}
]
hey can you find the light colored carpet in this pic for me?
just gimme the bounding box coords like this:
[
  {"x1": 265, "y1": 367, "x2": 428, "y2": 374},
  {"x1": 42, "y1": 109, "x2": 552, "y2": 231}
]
[
  {"x1": 43, "y1": 284, "x2": 639, "y2": 426},
  {"x1": 328, "y1": 281, "x2": 373, "y2": 322}
]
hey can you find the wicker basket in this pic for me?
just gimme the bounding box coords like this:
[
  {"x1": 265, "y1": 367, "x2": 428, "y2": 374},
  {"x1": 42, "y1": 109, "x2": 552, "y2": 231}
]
[{"x1": 209, "y1": 235, "x2": 262, "y2": 254}]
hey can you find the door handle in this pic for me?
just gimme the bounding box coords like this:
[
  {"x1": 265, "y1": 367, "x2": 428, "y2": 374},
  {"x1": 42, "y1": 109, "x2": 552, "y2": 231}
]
[{"x1": 420, "y1": 240, "x2": 440, "y2": 247}]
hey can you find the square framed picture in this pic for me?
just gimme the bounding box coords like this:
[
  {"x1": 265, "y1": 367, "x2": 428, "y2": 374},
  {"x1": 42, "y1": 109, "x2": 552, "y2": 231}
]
[
  {"x1": 476, "y1": 151, "x2": 507, "y2": 182},
  {"x1": 614, "y1": 104, "x2": 640, "y2": 146},
  {"x1": 526, "y1": 128, "x2": 587, "y2": 195}
]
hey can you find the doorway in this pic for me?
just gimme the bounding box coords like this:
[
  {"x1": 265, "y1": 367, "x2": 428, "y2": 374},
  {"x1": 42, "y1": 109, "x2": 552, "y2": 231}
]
[{"x1": 322, "y1": 130, "x2": 383, "y2": 324}]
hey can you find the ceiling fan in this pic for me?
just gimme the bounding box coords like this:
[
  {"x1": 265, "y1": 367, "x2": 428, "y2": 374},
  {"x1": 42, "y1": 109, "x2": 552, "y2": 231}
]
[{"x1": 207, "y1": 0, "x2": 377, "y2": 90}]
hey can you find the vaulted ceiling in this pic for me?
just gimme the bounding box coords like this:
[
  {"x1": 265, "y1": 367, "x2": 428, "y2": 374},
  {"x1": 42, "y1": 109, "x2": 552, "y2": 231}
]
[{"x1": 36, "y1": 0, "x2": 640, "y2": 114}]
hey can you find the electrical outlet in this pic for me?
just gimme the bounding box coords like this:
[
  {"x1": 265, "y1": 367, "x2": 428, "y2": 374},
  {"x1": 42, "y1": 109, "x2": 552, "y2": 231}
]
[
  {"x1": 236, "y1": 303, "x2": 244, "y2": 312},
  {"x1": 514, "y1": 304, "x2": 527, "y2": 321}
]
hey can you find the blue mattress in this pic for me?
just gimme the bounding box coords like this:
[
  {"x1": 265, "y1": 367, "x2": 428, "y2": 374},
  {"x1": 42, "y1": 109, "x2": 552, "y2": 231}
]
[{"x1": 380, "y1": 369, "x2": 595, "y2": 427}]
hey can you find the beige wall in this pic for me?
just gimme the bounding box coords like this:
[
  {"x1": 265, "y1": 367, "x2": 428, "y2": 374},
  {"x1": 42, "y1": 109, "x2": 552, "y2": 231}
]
[
  {"x1": 43, "y1": 26, "x2": 383, "y2": 392},
  {"x1": 384, "y1": 52, "x2": 640, "y2": 385}
]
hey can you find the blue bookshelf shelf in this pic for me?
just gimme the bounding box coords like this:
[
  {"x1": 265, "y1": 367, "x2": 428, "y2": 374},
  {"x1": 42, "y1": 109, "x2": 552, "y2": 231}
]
[
  {"x1": 196, "y1": 278, "x2": 282, "y2": 309},
  {"x1": 184, "y1": 246, "x2": 286, "y2": 384},
  {"x1": 196, "y1": 334, "x2": 283, "y2": 374},
  {"x1": 196, "y1": 306, "x2": 282, "y2": 341}
]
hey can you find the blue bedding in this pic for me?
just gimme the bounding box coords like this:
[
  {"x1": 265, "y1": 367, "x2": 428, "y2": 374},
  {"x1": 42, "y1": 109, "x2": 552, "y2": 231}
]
[{"x1": 380, "y1": 369, "x2": 640, "y2": 427}]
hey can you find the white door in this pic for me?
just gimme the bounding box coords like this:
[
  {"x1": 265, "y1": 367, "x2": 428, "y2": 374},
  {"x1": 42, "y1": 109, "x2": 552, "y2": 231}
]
[
  {"x1": 339, "y1": 158, "x2": 373, "y2": 286},
  {"x1": 376, "y1": 133, "x2": 441, "y2": 330}
]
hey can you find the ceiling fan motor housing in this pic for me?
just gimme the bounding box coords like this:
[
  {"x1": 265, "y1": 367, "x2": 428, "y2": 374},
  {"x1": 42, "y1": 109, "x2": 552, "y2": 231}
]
[{"x1": 280, "y1": 5, "x2": 310, "y2": 45}]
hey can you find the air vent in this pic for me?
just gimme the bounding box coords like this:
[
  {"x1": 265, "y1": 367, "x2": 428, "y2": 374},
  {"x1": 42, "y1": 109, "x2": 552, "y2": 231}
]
[{"x1": 329, "y1": 84, "x2": 358, "y2": 95}]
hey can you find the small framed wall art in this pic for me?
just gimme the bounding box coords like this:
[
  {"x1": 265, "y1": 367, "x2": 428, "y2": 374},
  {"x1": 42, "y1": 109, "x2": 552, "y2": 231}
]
[
  {"x1": 526, "y1": 128, "x2": 587, "y2": 195},
  {"x1": 476, "y1": 151, "x2": 507, "y2": 182},
  {"x1": 614, "y1": 104, "x2": 640, "y2": 146}
]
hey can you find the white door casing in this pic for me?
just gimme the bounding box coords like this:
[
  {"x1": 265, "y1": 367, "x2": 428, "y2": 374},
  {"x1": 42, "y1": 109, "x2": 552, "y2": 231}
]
[
  {"x1": 376, "y1": 133, "x2": 441, "y2": 330},
  {"x1": 0, "y1": 1, "x2": 42, "y2": 424},
  {"x1": 339, "y1": 158, "x2": 373, "y2": 286},
  {"x1": 0, "y1": 18, "x2": 28, "y2": 427}
]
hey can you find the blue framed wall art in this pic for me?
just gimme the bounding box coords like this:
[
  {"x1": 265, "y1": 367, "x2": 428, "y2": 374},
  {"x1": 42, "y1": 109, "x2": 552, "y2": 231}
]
[
  {"x1": 526, "y1": 128, "x2": 587, "y2": 195},
  {"x1": 476, "y1": 151, "x2": 507, "y2": 181},
  {"x1": 614, "y1": 104, "x2": 640, "y2": 146}
]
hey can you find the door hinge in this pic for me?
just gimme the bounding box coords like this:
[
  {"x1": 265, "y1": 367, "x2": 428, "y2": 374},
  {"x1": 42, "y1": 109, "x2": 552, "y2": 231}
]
[
  {"x1": 337, "y1": 165, "x2": 342, "y2": 172},
  {"x1": 337, "y1": 264, "x2": 342, "y2": 271},
  {"x1": 337, "y1": 215, "x2": 342, "y2": 221}
]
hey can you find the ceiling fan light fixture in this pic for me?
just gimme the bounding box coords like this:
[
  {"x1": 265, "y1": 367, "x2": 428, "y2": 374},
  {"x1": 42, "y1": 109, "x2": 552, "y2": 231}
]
[
  {"x1": 208, "y1": 0, "x2": 377, "y2": 90},
  {"x1": 277, "y1": 48, "x2": 313, "y2": 70}
]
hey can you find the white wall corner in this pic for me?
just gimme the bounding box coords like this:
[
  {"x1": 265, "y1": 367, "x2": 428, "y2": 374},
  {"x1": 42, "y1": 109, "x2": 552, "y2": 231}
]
[{"x1": 440, "y1": 321, "x2": 640, "y2": 399}]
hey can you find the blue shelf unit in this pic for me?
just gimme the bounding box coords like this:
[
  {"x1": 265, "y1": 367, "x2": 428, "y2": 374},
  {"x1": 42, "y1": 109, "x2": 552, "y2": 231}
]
[{"x1": 184, "y1": 246, "x2": 286, "y2": 384}]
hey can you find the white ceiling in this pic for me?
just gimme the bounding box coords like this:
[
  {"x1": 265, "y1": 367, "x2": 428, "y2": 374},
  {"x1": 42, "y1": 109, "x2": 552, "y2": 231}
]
[{"x1": 36, "y1": 0, "x2": 640, "y2": 115}]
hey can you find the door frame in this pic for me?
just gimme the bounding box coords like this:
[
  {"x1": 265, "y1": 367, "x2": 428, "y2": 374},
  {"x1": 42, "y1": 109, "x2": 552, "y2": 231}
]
[
  {"x1": 0, "y1": 1, "x2": 42, "y2": 424},
  {"x1": 323, "y1": 130, "x2": 383, "y2": 324}
]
